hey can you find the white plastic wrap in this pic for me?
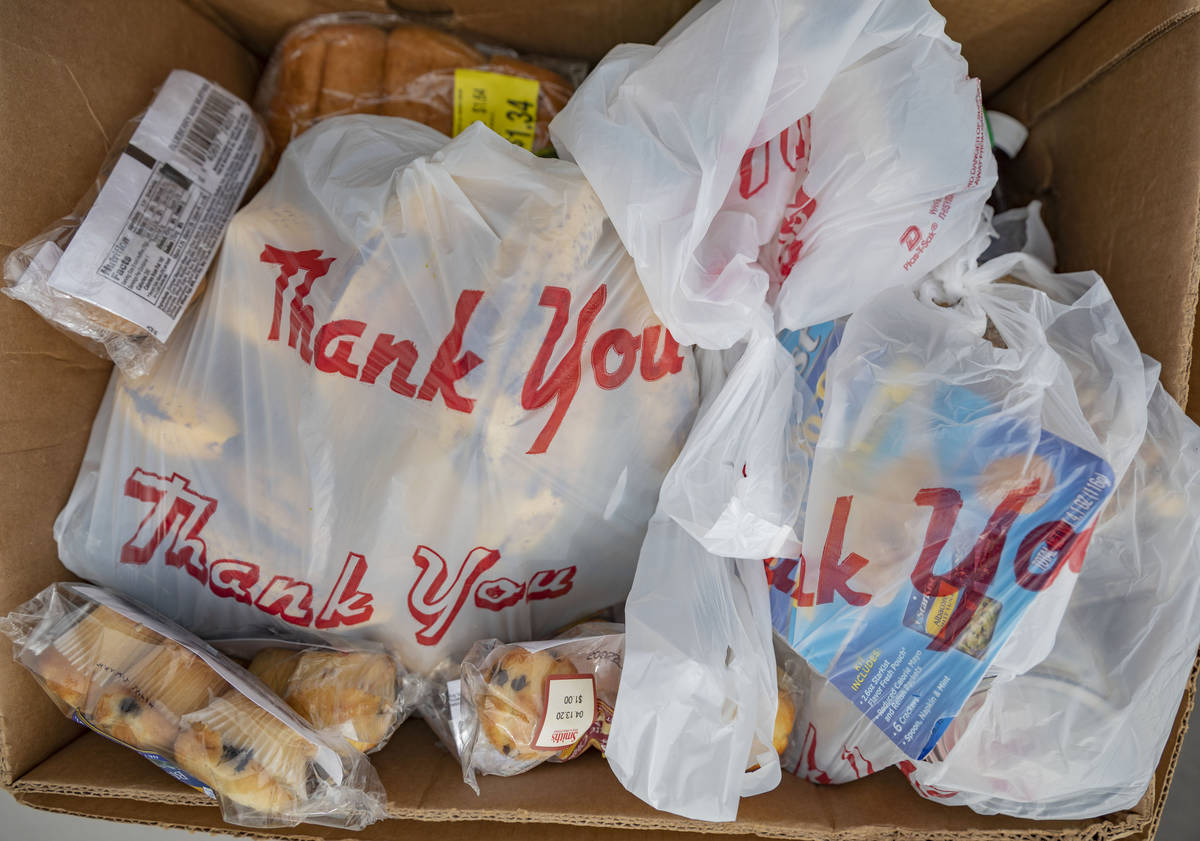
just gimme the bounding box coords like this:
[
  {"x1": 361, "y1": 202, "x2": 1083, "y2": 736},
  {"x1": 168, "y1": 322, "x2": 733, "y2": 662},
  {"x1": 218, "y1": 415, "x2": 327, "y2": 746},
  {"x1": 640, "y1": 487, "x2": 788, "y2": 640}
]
[
  {"x1": 54, "y1": 116, "x2": 699, "y2": 674},
  {"x1": 549, "y1": 0, "x2": 994, "y2": 820},
  {"x1": 904, "y1": 377, "x2": 1200, "y2": 818},
  {"x1": 778, "y1": 249, "x2": 1150, "y2": 785},
  {"x1": 0, "y1": 583, "x2": 386, "y2": 829}
]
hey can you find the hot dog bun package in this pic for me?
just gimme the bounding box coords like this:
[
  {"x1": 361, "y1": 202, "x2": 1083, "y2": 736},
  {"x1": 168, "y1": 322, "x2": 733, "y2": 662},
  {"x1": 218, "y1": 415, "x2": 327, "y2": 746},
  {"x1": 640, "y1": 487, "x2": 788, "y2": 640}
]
[
  {"x1": 213, "y1": 633, "x2": 413, "y2": 754},
  {"x1": 53, "y1": 116, "x2": 699, "y2": 673},
  {"x1": 2, "y1": 70, "x2": 266, "y2": 379},
  {"x1": 0, "y1": 583, "x2": 386, "y2": 829},
  {"x1": 256, "y1": 11, "x2": 585, "y2": 168}
]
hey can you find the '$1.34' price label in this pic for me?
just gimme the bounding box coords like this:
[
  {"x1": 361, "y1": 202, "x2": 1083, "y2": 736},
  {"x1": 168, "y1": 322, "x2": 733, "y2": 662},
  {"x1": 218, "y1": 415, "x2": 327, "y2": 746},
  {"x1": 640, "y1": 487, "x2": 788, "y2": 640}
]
[
  {"x1": 533, "y1": 674, "x2": 596, "y2": 750},
  {"x1": 452, "y1": 69, "x2": 540, "y2": 151}
]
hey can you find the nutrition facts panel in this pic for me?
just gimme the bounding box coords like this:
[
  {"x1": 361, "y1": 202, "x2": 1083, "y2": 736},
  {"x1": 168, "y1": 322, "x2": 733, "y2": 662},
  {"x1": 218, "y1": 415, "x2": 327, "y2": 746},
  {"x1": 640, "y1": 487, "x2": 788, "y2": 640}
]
[{"x1": 48, "y1": 71, "x2": 262, "y2": 340}]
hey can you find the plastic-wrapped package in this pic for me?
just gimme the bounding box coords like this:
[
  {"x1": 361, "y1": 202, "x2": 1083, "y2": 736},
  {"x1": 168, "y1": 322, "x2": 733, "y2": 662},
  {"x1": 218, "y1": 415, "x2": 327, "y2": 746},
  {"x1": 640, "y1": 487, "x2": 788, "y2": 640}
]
[
  {"x1": 257, "y1": 11, "x2": 584, "y2": 167},
  {"x1": 213, "y1": 634, "x2": 412, "y2": 754},
  {"x1": 456, "y1": 627, "x2": 624, "y2": 789},
  {"x1": 0, "y1": 583, "x2": 386, "y2": 830},
  {"x1": 55, "y1": 116, "x2": 699, "y2": 674},
  {"x1": 549, "y1": 0, "x2": 995, "y2": 819},
  {"x1": 419, "y1": 622, "x2": 801, "y2": 792},
  {"x1": 777, "y1": 246, "x2": 1150, "y2": 785},
  {"x1": 903, "y1": 376, "x2": 1200, "y2": 818},
  {"x1": 2, "y1": 70, "x2": 266, "y2": 379}
]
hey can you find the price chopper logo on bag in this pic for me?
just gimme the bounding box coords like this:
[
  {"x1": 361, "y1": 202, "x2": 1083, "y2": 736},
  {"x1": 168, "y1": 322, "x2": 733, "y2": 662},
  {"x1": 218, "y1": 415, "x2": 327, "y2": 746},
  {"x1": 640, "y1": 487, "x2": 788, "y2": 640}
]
[{"x1": 55, "y1": 119, "x2": 699, "y2": 672}]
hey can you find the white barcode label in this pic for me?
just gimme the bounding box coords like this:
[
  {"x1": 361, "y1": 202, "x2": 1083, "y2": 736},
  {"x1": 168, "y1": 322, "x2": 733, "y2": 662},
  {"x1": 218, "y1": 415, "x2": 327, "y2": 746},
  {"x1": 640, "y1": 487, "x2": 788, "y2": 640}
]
[
  {"x1": 532, "y1": 675, "x2": 595, "y2": 751},
  {"x1": 47, "y1": 71, "x2": 263, "y2": 341}
]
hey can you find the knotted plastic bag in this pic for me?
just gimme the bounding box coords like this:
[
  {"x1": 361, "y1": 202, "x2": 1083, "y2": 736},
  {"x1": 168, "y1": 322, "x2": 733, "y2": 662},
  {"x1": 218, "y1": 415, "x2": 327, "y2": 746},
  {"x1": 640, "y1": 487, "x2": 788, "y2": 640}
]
[
  {"x1": 779, "y1": 249, "x2": 1149, "y2": 785},
  {"x1": 904, "y1": 374, "x2": 1200, "y2": 818},
  {"x1": 55, "y1": 116, "x2": 699, "y2": 674},
  {"x1": 550, "y1": 0, "x2": 995, "y2": 819}
]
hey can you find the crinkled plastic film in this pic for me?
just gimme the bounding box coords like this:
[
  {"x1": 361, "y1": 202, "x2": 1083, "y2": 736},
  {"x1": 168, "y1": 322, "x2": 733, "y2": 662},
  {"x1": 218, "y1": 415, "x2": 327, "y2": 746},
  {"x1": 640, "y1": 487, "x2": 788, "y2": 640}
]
[
  {"x1": 212, "y1": 634, "x2": 413, "y2": 755},
  {"x1": 904, "y1": 378, "x2": 1200, "y2": 818},
  {"x1": 2, "y1": 72, "x2": 267, "y2": 380},
  {"x1": 0, "y1": 583, "x2": 386, "y2": 830},
  {"x1": 418, "y1": 623, "x2": 801, "y2": 792},
  {"x1": 54, "y1": 117, "x2": 698, "y2": 675},
  {"x1": 256, "y1": 11, "x2": 585, "y2": 168},
  {"x1": 457, "y1": 631, "x2": 624, "y2": 791}
]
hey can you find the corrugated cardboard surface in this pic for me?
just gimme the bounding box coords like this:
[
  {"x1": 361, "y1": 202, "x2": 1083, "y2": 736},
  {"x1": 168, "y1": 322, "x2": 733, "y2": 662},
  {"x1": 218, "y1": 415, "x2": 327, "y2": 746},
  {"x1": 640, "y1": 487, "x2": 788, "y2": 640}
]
[
  {"x1": 991, "y1": 0, "x2": 1200, "y2": 410},
  {"x1": 0, "y1": 0, "x2": 1198, "y2": 838},
  {"x1": 936, "y1": 0, "x2": 1107, "y2": 95},
  {"x1": 0, "y1": 0, "x2": 260, "y2": 786},
  {"x1": 9, "y1": 792, "x2": 787, "y2": 841},
  {"x1": 193, "y1": 0, "x2": 704, "y2": 62},
  {"x1": 10, "y1": 720, "x2": 1155, "y2": 840}
]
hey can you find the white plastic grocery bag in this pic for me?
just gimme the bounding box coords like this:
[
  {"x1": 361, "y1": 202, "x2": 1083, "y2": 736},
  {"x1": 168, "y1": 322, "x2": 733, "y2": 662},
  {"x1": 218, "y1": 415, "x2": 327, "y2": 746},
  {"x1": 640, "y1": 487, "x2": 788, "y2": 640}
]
[
  {"x1": 776, "y1": 251, "x2": 1149, "y2": 784},
  {"x1": 549, "y1": 0, "x2": 995, "y2": 820},
  {"x1": 551, "y1": 0, "x2": 994, "y2": 346},
  {"x1": 56, "y1": 116, "x2": 699, "y2": 673},
  {"x1": 905, "y1": 374, "x2": 1200, "y2": 818}
]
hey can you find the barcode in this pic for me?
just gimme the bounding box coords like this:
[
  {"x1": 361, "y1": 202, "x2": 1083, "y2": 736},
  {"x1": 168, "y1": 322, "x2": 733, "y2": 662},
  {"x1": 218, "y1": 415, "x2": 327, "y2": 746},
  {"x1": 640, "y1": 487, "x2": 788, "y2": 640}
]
[{"x1": 177, "y1": 88, "x2": 234, "y2": 170}]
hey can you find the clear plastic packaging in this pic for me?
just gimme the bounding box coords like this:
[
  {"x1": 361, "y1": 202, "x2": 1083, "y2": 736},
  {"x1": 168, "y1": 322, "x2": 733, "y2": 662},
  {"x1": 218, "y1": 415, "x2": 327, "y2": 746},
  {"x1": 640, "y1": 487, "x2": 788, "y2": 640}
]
[
  {"x1": 2, "y1": 70, "x2": 266, "y2": 379},
  {"x1": 55, "y1": 117, "x2": 698, "y2": 675},
  {"x1": 0, "y1": 583, "x2": 386, "y2": 830},
  {"x1": 419, "y1": 621, "x2": 802, "y2": 792},
  {"x1": 256, "y1": 11, "x2": 585, "y2": 168},
  {"x1": 457, "y1": 626, "x2": 623, "y2": 789},
  {"x1": 212, "y1": 633, "x2": 413, "y2": 754}
]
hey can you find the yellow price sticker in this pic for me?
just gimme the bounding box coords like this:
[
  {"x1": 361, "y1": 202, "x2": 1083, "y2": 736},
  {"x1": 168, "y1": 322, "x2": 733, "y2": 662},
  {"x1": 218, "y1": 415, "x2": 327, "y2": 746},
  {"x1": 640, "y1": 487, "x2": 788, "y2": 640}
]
[{"x1": 452, "y1": 69, "x2": 540, "y2": 151}]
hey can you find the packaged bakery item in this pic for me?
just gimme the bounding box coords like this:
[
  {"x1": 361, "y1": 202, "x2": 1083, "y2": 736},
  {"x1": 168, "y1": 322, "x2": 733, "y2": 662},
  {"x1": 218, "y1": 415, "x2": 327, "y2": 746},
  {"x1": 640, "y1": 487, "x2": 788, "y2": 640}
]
[
  {"x1": 213, "y1": 634, "x2": 411, "y2": 753},
  {"x1": 901, "y1": 375, "x2": 1200, "y2": 819},
  {"x1": 55, "y1": 116, "x2": 699, "y2": 675},
  {"x1": 0, "y1": 583, "x2": 386, "y2": 829},
  {"x1": 455, "y1": 630, "x2": 623, "y2": 789},
  {"x1": 428, "y1": 623, "x2": 800, "y2": 791},
  {"x1": 2, "y1": 70, "x2": 265, "y2": 379},
  {"x1": 551, "y1": 0, "x2": 995, "y2": 820},
  {"x1": 257, "y1": 11, "x2": 583, "y2": 167}
]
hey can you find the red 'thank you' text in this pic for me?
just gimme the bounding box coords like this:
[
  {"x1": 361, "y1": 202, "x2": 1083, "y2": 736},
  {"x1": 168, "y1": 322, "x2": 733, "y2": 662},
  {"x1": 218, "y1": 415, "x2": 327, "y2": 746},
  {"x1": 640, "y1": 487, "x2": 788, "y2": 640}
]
[
  {"x1": 260, "y1": 246, "x2": 686, "y2": 455},
  {"x1": 119, "y1": 467, "x2": 373, "y2": 629},
  {"x1": 407, "y1": 544, "x2": 576, "y2": 645}
]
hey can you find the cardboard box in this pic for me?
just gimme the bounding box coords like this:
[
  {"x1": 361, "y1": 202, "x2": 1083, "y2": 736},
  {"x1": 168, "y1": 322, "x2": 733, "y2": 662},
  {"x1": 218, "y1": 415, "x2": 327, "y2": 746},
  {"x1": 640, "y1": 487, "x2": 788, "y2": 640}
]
[{"x1": 1, "y1": 0, "x2": 1197, "y2": 838}]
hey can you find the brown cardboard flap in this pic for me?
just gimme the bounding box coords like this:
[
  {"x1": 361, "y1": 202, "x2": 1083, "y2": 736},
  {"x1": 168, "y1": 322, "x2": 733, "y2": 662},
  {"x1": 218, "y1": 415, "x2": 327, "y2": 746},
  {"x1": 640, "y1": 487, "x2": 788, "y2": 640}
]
[
  {"x1": 190, "y1": 0, "x2": 701, "y2": 62},
  {"x1": 933, "y1": 0, "x2": 1106, "y2": 97},
  {"x1": 10, "y1": 793, "x2": 783, "y2": 841},
  {"x1": 185, "y1": 0, "x2": 395, "y2": 60},
  {"x1": 991, "y1": 0, "x2": 1200, "y2": 409},
  {"x1": 14, "y1": 719, "x2": 1154, "y2": 840},
  {"x1": 0, "y1": 0, "x2": 258, "y2": 784},
  {"x1": 201, "y1": 0, "x2": 1103, "y2": 81}
]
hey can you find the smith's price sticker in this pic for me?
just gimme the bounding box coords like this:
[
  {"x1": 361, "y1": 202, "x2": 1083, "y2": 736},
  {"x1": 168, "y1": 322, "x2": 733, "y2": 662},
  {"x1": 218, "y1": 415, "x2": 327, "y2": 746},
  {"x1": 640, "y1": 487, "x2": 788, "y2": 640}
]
[
  {"x1": 452, "y1": 69, "x2": 539, "y2": 151},
  {"x1": 533, "y1": 674, "x2": 595, "y2": 751}
]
